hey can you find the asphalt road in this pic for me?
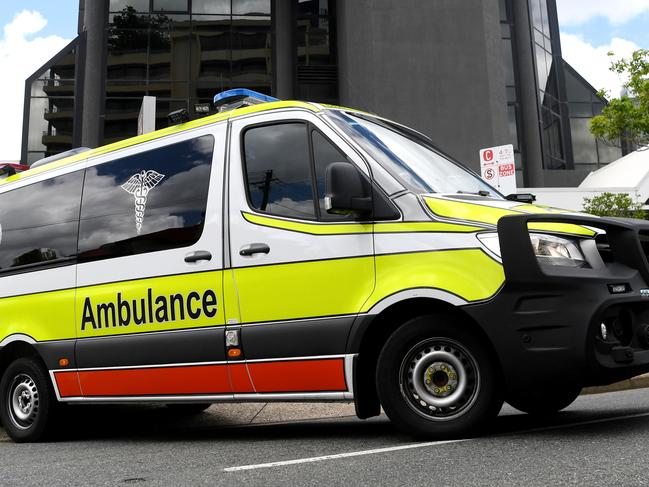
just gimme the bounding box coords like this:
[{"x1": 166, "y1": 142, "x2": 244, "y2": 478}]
[{"x1": 2, "y1": 389, "x2": 649, "y2": 486}]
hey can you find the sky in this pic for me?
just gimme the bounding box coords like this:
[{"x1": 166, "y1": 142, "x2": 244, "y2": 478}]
[{"x1": 0, "y1": 1, "x2": 648, "y2": 161}]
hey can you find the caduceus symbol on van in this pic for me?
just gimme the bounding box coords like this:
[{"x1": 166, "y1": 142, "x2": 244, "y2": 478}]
[{"x1": 120, "y1": 170, "x2": 165, "y2": 235}]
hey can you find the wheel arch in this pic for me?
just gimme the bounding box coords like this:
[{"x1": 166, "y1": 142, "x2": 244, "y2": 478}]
[
  {"x1": 0, "y1": 338, "x2": 42, "y2": 381},
  {"x1": 348, "y1": 296, "x2": 504, "y2": 419}
]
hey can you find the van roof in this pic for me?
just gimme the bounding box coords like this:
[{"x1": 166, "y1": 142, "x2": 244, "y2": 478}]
[{"x1": 2, "y1": 100, "x2": 320, "y2": 187}]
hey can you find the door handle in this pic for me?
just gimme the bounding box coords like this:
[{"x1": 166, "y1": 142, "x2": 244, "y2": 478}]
[
  {"x1": 240, "y1": 243, "x2": 270, "y2": 256},
  {"x1": 184, "y1": 250, "x2": 212, "y2": 263}
]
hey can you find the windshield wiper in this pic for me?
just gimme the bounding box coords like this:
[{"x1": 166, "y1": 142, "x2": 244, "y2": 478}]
[{"x1": 457, "y1": 190, "x2": 491, "y2": 197}]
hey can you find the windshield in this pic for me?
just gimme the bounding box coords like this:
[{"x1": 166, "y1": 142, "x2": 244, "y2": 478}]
[{"x1": 327, "y1": 110, "x2": 502, "y2": 198}]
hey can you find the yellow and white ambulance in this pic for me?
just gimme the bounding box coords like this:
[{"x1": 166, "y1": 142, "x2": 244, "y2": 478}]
[{"x1": 1, "y1": 89, "x2": 648, "y2": 442}]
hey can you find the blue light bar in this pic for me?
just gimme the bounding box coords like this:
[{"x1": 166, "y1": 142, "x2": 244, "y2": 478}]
[{"x1": 213, "y1": 89, "x2": 279, "y2": 106}]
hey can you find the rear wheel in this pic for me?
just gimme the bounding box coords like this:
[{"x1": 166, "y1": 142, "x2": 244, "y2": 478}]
[
  {"x1": 376, "y1": 315, "x2": 502, "y2": 439},
  {"x1": 0, "y1": 358, "x2": 58, "y2": 443}
]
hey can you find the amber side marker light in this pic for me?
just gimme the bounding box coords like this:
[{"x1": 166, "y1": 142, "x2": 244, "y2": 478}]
[
  {"x1": 227, "y1": 348, "x2": 242, "y2": 358},
  {"x1": 58, "y1": 358, "x2": 70, "y2": 367}
]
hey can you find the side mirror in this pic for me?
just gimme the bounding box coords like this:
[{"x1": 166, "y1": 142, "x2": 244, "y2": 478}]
[
  {"x1": 506, "y1": 193, "x2": 536, "y2": 204},
  {"x1": 325, "y1": 162, "x2": 373, "y2": 215}
]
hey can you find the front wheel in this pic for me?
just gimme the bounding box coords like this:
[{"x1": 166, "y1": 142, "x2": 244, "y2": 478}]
[
  {"x1": 376, "y1": 315, "x2": 502, "y2": 439},
  {"x1": 0, "y1": 358, "x2": 58, "y2": 442}
]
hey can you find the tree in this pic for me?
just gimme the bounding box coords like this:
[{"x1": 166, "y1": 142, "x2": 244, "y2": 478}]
[
  {"x1": 582, "y1": 192, "x2": 645, "y2": 219},
  {"x1": 590, "y1": 49, "x2": 649, "y2": 149}
]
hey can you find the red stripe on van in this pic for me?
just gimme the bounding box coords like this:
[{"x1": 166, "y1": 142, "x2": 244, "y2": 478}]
[
  {"x1": 228, "y1": 363, "x2": 255, "y2": 393},
  {"x1": 54, "y1": 371, "x2": 82, "y2": 397},
  {"x1": 247, "y1": 358, "x2": 347, "y2": 393},
  {"x1": 77, "y1": 364, "x2": 231, "y2": 397}
]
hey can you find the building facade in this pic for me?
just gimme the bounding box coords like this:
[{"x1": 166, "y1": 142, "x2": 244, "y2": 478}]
[{"x1": 21, "y1": 0, "x2": 620, "y2": 187}]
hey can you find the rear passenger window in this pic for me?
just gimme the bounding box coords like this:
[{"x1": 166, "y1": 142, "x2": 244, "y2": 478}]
[
  {"x1": 78, "y1": 135, "x2": 214, "y2": 261},
  {"x1": 243, "y1": 123, "x2": 315, "y2": 219},
  {"x1": 0, "y1": 171, "x2": 83, "y2": 271}
]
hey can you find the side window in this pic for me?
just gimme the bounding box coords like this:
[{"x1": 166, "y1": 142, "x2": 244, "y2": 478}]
[
  {"x1": 0, "y1": 171, "x2": 83, "y2": 271},
  {"x1": 243, "y1": 122, "x2": 315, "y2": 219},
  {"x1": 311, "y1": 130, "x2": 352, "y2": 221},
  {"x1": 78, "y1": 135, "x2": 214, "y2": 262}
]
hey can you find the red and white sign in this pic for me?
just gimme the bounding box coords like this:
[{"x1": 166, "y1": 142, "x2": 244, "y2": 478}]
[{"x1": 479, "y1": 144, "x2": 516, "y2": 196}]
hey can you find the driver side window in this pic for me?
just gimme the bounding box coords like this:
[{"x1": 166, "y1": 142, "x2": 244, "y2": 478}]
[{"x1": 242, "y1": 122, "x2": 352, "y2": 221}]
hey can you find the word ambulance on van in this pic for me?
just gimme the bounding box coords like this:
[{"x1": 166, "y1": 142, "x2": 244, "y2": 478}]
[{"x1": 1, "y1": 89, "x2": 649, "y2": 442}]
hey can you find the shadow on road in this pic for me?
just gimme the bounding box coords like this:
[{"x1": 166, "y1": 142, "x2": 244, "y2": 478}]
[{"x1": 3, "y1": 398, "x2": 649, "y2": 444}]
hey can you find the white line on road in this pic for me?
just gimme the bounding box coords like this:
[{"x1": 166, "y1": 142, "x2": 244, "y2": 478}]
[
  {"x1": 223, "y1": 438, "x2": 469, "y2": 472},
  {"x1": 223, "y1": 410, "x2": 649, "y2": 472}
]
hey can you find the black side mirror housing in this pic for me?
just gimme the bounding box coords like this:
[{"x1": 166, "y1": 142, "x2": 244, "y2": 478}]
[
  {"x1": 506, "y1": 193, "x2": 536, "y2": 204},
  {"x1": 325, "y1": 162, "x2": 373, "y2": 215}
]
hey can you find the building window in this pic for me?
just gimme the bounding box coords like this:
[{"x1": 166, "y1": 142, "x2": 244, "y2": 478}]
[
  {"x1": 105, "y1": 1, "x2": 272, "y2": 147},
  {"x1": 564, "y1": 64, "x2": 622, "y2": 168},
  {"x1": 24, "y1": 40, "x2": 78, "y2": 165},
  {"x1": 530, "y1": 0, "x2": 569, "y2": 169},
  {"x1": 297, "y1": 0, "x2": 339, "y2": 104}
]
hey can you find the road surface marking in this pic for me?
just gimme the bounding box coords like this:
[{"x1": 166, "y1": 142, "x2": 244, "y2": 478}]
[{"x1": 224, "y1": 410, "x2": 649, "y2": 472}]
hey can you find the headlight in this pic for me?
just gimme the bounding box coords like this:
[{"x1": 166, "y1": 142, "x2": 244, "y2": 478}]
[
  {"x1": 530, "y1": 233, "x2": 587, "y2": 267},
  {"x1": 477, "y1": 232, "x2": 588, "y2": 267}
]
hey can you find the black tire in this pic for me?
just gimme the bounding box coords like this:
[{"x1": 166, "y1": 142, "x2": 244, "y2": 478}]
[
  {"x1": 376, "y1": 314, "x2": 502, "y2": 439},
  {"x1": 0, "y1": 357, "x2": 58, "y2": 443},
  {"x1": 164, "y1": 403, "x2": 212, "y2": 415},
  {"x1": 507, "y1": 385, "x2": 581, "y2": 415}
]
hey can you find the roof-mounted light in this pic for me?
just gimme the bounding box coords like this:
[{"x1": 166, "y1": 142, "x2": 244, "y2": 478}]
[{"x1": 213, "y1": 89, "x2": 279, "y2": 113}]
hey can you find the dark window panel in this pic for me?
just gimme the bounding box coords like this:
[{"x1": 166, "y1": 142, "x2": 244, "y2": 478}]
[
  {"x1": 0, "y1": 171, "x2": 83, "y2": 270},
  {"x1": 233, "y1": 0, "x2": 271, "y2": 16},
  {"x1": 231, "y1": 19, "x2": 272, "y2": 90},
  {"x1": 596, "y1": 139, "x2": 622, "y2": 164},
  {"x1": 535, "y1": 43, "x2": 548, "y2": 94},
  {"x1": 499, "y1": 0, "x2": 508, "y2": 21},
  {"x1": 243, "y1": 123, "x2": 315, "y2": 219},
  {"x1": 540, "y1": 0, "x2": 550, "y2": 37},
  {"x1": 193, "y1": 28, "x2": 232, "y2": 81},
  {"x1": 568, "y1": 102, "x2": 593, "y2": 117},
  {"x1": 148, "y1": 17, "x2": 192, "y2": 81},
  {"x1": 570, "y1": 118, "x2": 598, "y2": 164},
  {"x1": 192, "y1": 0, "x2": 231, "y2": 14},
  {"x1": 105, "y1": 80, "x2": 148, "y2": 98},
  {"x1": 191, "y1": 81, "x2": 231, "y2": 100},
  {"x1": 78, "y1": 135, "x2": 214, "y2": 261},
  {"x1": 153, "y1": 0, "x2": 189, "y2": 12},
  {"x1": 531, "y1": 0, "x2": 542, "y2": 29},
  {"x1": 110, "y1": 0, "x2": 149, "y2": 12},
  {"x1": 106, "y1": 27, "x2": 149, "y2": 82},
  {"x1": 147, "y1": 81, "x2": 190, "y2": 98}
]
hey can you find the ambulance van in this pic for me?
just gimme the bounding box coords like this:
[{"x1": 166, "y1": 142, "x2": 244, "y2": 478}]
[{"x1": 2, "y1": 89, "x2": 649, "y2": 442}]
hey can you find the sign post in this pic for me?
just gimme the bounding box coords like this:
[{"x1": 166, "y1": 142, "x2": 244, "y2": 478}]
[{"x1": 479, "y1": 144, "x2": 516, "y2": 196}]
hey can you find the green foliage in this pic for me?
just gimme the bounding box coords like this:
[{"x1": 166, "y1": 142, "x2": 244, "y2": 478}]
[
  {"x1": 582, "y1": 192, "x2": 645, "y2": 219},
  {"x1": 589, "y1": 49, "x2": 649, "y2": 148}
]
